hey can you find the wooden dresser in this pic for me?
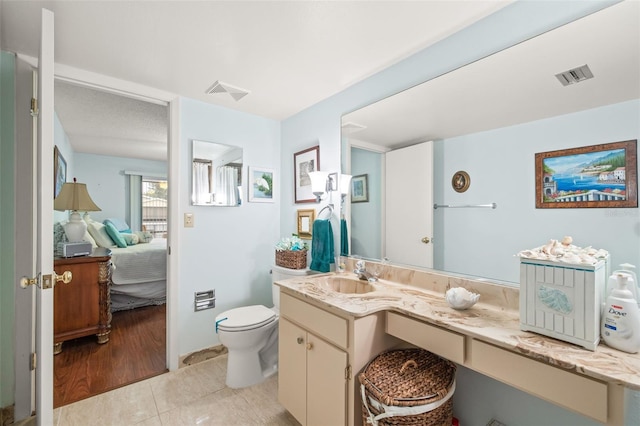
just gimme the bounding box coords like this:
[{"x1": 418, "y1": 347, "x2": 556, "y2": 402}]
[{"x1": 53, "y1": 255, "x2": 112, "y2": 354}]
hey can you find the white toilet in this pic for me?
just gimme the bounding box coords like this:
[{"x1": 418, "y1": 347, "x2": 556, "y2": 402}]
[{"x1": 215, "y1": 265, "x2": 315, "y2": 388}]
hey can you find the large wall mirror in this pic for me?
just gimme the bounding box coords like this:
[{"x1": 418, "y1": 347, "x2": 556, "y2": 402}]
[
  {"x1": 192, "y1": 139, "x2": 243, "y2": 206},
  {"x1": 341, "y1": 2, "x2": 639, "y2": 285}
]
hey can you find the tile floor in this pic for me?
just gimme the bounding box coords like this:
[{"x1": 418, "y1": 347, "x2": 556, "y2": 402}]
[{"x1": 51, "y1": 355, "x2": 300, "y2": 425}]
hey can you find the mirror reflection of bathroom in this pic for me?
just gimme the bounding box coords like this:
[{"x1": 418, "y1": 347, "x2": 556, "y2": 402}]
[
  {"x1": 191, "y1": 139, "x2": 243, "y2": 206},
  {"x1": 341, "y1": 1, "x2": 640, "y2": 285}
]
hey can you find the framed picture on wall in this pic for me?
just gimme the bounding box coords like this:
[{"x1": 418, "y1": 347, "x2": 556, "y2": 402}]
[
  {"x1": 535, "y1": 139, "x2": 637, "y2": 209},
  {"x1": 296, "y1": 209, "x2": 315, "y2": 239},
  {"x1": 351, "y1": 174, "x2": 369, "y2": 203},
  {"x1": 248, "y1": 166, "x2": 274, "y2": 203},
  {"x1": 294, "y1": 145, "x2": 320, "y2": 203},
  {"x1": 54, "y1": 145, "x2": 67, "y2": 198}
]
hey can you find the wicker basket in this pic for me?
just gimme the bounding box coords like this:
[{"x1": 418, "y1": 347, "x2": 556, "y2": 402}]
[
  {"x1": 359, "y1": 348, "x2": 456, "y2": 426},
  {"x1": 275, "y1": 249, "x2": 307, "y2": 269}
]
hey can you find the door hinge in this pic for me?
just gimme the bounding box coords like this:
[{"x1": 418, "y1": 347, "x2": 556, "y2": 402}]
[
  {"x1": 30, "y1": 353, "x2": 36, "y2": 371},
  {"x1": 30, "y1": 98, "x2": 39, "y2": 117},
  {"x1": 345, "y1": 365, "x2": 352, "y2": 380}
]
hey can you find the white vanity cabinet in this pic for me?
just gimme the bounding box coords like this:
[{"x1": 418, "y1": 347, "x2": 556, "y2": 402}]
[
  {"x1": 278, "y1": 290, "x2": 399, "y2": 426},
  {"x1": 278, "y1": 292, "x2": 348, "y2": 426},
  {"x1": 386, "y1": 311, "x2": 622, "y2": 425}
]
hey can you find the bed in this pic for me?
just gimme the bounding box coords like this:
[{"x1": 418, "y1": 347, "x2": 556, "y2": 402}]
[
  {"x1": 55, "y1": 218, "x2": 168, "y2": 312},
  {"x1": 109, "y1": 238, "x2": 167, "y2": 311}
]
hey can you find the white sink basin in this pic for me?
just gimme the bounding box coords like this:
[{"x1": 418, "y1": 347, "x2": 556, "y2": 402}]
[{"x1": 310, "y1": 276, "x2": 376, "y2": 294}]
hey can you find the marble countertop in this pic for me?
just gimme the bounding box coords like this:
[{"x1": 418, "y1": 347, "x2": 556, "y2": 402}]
[{"x1": 275, "y1": 269, "x2": 640, "y2": 391}]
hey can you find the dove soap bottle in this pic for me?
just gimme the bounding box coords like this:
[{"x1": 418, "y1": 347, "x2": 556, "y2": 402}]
[{"x1": 601, "y1": 273, "x2": 640, "y2": 353}]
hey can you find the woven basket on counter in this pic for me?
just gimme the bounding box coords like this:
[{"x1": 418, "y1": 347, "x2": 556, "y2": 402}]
[
  {"x1": 359, "y1": 348, "x2": 456, "y2": 426},
  {"x1": 275, "y1": 249, "x2": 307, "y2": 269}
]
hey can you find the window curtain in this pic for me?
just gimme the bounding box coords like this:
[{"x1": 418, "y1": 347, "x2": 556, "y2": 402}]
[
  {"x1": 127, "y1": 174, "x2": 142, "y2": 231},
  {"x1": 193, "y1": 161, "x2": 211, "y2": 204},
  {"x1": 215, "y1": 166, "x2": 239, "y2": 205}
]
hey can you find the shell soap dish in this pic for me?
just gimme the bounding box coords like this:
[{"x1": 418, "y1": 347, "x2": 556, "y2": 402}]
[{"x1": 445, "y1": 287, "x2": 480, "y2": 310}]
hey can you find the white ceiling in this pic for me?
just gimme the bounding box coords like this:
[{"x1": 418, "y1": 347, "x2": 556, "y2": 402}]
[
  {"x1": 0, "y1": 1, "x2": 520, "y2": 161},
  {"x1": 344, "y1": 0, "x2": 640, "y2": 148}
]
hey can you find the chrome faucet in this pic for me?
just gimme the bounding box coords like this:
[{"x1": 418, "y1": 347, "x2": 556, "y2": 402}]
[{"x1": 354, "y1": 260, "x2": 376, "y2": 282}]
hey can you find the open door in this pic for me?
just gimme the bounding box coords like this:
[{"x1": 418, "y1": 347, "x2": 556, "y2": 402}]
[
  {"x1": 35, "y1": 8, "x2": 55, "y2": 424},
  {"x1": 16, "y1": 8, "x2": 56, "y2": 425},
  {"x1": 385, "y1": 141, "x2": 434, "y2": 268}
]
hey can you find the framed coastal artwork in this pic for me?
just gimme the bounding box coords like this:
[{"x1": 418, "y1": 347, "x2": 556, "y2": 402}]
[
  {"x1": 54, "y1": 145, "x2": 67, "y2": 198},
  {"x1": 351, "y1": 174, "x2": 369, "y2": 203},
  {"x1": 248, "y1": 166, "x2": 274, "y2": 203},
  {"x1": 294, "y1": 145, "x2": 319, "y2": 203},
  {"x1": 535, "y1": 140, "x2": 637, "y2": 209}
]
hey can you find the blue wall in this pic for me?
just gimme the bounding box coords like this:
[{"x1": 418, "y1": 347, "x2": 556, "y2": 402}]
[
  {"x1": 0, "y1": 50, "x2": 16, "y2": 409},
  {"x1": 434, "y1": 99, "x2": 640, "y2": 283},
  {"x1": 350, "y1": 147, "x2": 382, "y2": 259},
  {"x1": 177, "y1": 97, "x2": 281, "y2": 355}
]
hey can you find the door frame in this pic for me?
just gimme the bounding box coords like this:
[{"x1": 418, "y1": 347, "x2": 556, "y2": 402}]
[{"x1": 14, "y1": 53, "x2": 181, "y2": 419}]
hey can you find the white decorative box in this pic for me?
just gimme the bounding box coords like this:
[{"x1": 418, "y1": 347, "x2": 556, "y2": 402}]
[{"x1": 519, "y1": 257, "x2": 608, "y2": 351}]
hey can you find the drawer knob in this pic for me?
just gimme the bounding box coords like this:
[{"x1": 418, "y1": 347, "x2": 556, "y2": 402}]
[
  {"x1": 306, "y1": 342, "x2": 313, "y2": 350},
  {"x1": 297, "y1": 337, "x2": 304, "y2": 344}
]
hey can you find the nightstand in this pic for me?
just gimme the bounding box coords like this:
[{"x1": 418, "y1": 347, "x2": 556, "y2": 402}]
[{"x1": 53, "y1": 254, "x2": 112, "y2": 354}]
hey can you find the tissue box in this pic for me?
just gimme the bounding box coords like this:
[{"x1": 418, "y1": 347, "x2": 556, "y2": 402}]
[
  {"x1": 275, "y1": 250, "x2": 307, "y2": 269},
  {"x1": 519, "y1": 257, "x2": 608, "y2": 351}
]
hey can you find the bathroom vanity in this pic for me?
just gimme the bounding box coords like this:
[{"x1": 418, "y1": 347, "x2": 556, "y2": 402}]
[{"x1": 275, "y1": 261, "x2": 640, "y2": 426}]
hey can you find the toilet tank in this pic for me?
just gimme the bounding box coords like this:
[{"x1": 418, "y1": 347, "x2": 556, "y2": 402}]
[{"x1": 271, "y1": 265, "x2": 317, "y2": 310}]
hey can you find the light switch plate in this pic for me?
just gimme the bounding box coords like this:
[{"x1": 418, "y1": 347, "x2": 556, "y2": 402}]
[{"x1": 184, "y1": 213, "x2": 194, "y2": 228}]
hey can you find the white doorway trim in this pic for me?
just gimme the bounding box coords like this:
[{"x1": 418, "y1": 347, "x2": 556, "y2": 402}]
[{"x1": 17, "y1": 54, "x2": 181, "y2": 372}]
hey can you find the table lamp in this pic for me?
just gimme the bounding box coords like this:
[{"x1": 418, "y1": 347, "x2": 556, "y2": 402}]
[{"x1": 54, "y1": 178, "x2": 101, "y2": 242}]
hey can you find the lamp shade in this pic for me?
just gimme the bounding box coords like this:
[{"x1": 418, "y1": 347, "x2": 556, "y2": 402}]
[
  {"x1": 308, "y1": 171, "x2": 329, "y2": 195},
  {"x1": 54, "y1": 180, "x2": 101, "y2": 243},
  {"x1": 54, "y1": 180, "x2": 101, "y2": 212}
]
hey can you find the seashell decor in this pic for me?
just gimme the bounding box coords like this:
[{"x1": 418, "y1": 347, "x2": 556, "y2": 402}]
[
  {"x1": 516, "y1": 236, "x2": 608, "y2": 266},
  {"x1": 445, "y1": 287, "x2": 480, "y2": 310}
]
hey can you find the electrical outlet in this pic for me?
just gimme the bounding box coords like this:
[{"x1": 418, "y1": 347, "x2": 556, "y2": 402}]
[{"x1": 184, "y1": 213, "x2": 194, "y2": 228}]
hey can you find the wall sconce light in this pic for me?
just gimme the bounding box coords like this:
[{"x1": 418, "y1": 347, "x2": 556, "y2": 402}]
[
  {"x1": 308, "y1": 171, "x2": 338, "y2": 203},
  {"x1": 54, "y1": 178, "x2": 101, "y2": 242}
]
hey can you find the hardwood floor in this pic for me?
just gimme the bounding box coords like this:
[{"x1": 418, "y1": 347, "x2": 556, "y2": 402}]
[{"x1": 53, "y1": 304, "x2": 167, "y2": 408}]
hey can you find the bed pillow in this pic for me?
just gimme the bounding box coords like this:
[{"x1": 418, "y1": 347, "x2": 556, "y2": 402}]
[
  {"x1": 104, "y1": 221, "x2": 127, "y2": 248},
  {"x1": 83, "y1": 229, "x2": 98, "y2": 249},
  {"x1": 135, "y1": 230, "x2": 154, "y2": 243},
  {"x1": 104, "y1": 218, "x2": 132, "y2": 234},
  {"x1": 87, "y1": 221, "x2": 116, "y2": 248},
  {"x1": 53, "y1": 221, "x2": 68, "y2": 251},
  {"x1": 122, "y1": 233, "x2": 139, "y2": 246}
]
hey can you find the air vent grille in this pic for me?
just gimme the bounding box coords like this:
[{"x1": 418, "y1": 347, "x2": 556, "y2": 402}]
[
  {"x1": 205, "y1": 81, "x2": 250, "y2": 101},
  {"x1": 555, "y1": 64, "x2": 594, "y2": 86},
  {"x1": 341, "y1": 121, "x2": 367, "y2": 134}
]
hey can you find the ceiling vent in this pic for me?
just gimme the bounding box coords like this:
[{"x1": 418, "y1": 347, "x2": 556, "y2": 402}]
[
  {"x1": 205, "y1": 81, "x2": 250, "y2": 101},
  {"x1": 341, "y1": 121, "x2": 367, "y2": 134},
  {"x1": 555, "y1": 64, "x2": 594, "y2": 86}
]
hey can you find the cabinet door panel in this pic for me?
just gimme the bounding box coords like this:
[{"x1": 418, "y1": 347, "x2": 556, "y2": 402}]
[
  {"x1": 307, "y1": 335, "x2": 347, "y2": 426},
  {"x1": 278, "y1": 318, "x2": 307, "y2": 424}
]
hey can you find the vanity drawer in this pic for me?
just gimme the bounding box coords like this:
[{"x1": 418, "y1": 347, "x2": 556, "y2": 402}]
[
  {"x1": 280, "y1": 292, "x2": 347, "y2": 349},
  {"x1": 386, "y1": 312, "x2": 465, "y2": 364},
  {"x1": 469, "y1": 339, "x2": 607, "y2": 423}
]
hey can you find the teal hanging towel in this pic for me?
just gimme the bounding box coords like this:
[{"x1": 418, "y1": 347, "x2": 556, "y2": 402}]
[
  {"x1": 340, "y1": 218, "x2": 349, "y2": 256},
  {"x1": 310, "y1": 219, "x2": 334, "y2": 273}
]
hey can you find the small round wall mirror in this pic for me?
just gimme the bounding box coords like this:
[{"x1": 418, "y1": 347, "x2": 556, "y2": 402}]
[{"x1": 452, "y1": 171, "x2": 470, "y2": 193}]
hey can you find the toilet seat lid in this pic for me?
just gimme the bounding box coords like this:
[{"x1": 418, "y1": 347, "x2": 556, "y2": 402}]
[{"x1": 216, "y1": 305, "x2": 277, "y2": 331}]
